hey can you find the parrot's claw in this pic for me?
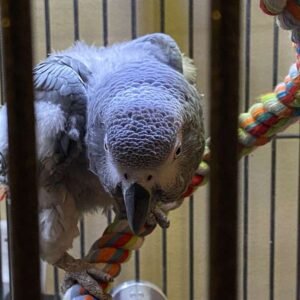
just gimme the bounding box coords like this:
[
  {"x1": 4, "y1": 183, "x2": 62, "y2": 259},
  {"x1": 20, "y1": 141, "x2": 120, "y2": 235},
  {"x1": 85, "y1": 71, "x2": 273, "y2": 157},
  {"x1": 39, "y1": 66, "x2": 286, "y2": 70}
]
[
  {"x1": 148, "y1": 206, "x2": 170, "y2": 229},
  {"x1": 55, "y1": 253, "x2": 113, "y2": 300},
  {"x1": 62, "y1": 268, "x2": 112, "y2": 300}
]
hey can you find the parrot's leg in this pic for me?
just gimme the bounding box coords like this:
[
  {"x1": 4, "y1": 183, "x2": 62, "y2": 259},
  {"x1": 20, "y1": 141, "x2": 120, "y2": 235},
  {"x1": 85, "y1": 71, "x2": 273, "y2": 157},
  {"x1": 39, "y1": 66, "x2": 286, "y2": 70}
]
[{"x1": 55, "y1": 252, "x2": 113, "y2": 300}]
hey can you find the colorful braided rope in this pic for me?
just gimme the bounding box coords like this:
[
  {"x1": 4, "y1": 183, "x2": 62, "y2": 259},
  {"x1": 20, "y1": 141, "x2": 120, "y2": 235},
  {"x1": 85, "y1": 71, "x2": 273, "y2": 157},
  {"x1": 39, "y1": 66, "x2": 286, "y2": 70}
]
[
  {"x1": 63, "y1": 220, "x2": 155, "y2": 299},
  {"x1": 260, "y1": 0, "x2": 300, "y2": 42}
]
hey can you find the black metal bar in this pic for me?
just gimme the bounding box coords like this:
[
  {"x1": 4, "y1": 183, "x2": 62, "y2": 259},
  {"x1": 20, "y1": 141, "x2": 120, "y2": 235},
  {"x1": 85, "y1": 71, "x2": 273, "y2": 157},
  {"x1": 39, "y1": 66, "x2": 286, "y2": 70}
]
[
  {"x1": 296, "y1": 123, "x2": 300, "y2": 300},
  {"x1": 0, "y1": 1, "x2": 41, "y2": 299},
  {"x1": 243, "y1": 1, "x2": 251, "y2": 299},
  {"x1": 131, "y1": 0, "x2": 137, "y2": 39},
  {"x1": 135, "y1": 250, "x2": 140, "y2": 281},
  {"x1": 73, "y1": 0, "x2": 79, "y2": 41},
  {"x1": 160, "y1": 0, "x2": 165, "y2": 33},
  {"x1": 79, "y1": 218, "x2": 85, "y2": 258},
  {"x1": 159, "y1": 1, "x2": 167, "y2": 295},
  {"x1": 189, "y1": 195, "x2": 194, "y2": 300},
  {"x1": 162, "y1": 228, "x2": 167, "y2": 295},
  {"x1": 72, "y1": 0, "x2": 85, "y2": 259},
  {"x1": 53, "y1": 267, "x2": 59, "y2": 300},
  {"x1": 101, "y1": 0, "x2": 111, "y2": 225},
  {"x1": 209, "y1": 2, "x2": 240, "y2": 300},
  {"x1": 188, "y1": 1, "x2": 194, "y2": 299},
  {"x1": 269, "y1": 20, "x2": 279, "y2": 300},
  {"x1": 44, "y1": 0, "x2": 51, "y2": 56},
  {"x1": 130, "y1": 0, "x2": 139, "y2": 280},
  {"x1": 102, "y1": 0, "x2": 108, "y2": 46},
  {"x1": 188, "y1": 0, "x2": 194, "y2": 58}
]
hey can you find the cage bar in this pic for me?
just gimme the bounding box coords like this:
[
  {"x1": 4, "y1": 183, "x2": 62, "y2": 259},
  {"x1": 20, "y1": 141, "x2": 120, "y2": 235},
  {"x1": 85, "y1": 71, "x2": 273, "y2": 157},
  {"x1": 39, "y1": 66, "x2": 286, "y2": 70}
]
[
  {"x1": 297, "y1": 124, "x2": 300, "y2": 300},
  {"x1": 160, "y1": 0, "x2": 165, "y2": 34},
  {"x1": 209, "y1": 1, "x2": 240, "y2": 299},
  {"x1": 73, "y1": 0, "x2": 79, "y2": 41},
  {"x1": 44, "y1": 0, "x2": 51, "y2": 56},
  {"x1": 0, "y1": 0, "x2": 41, "y2": 299},
  {"x1": 102, "y1": 0, "x2": 108, "y2": 47},
  {"x1": 269, "y1": 21, "x2": 279, "y2": 300},
  {"x1": 131, "y1": 0, "x2": 137, "y2": 40},
  {"x1": 243, "y1": 0, "x2": 252, "y2": 299},
  {"x1": 188, "y1": 0, "x2": 194, "y2": 299},
  {"x1": 71, "y1": 0, "x2": 86, "y2": 260}
]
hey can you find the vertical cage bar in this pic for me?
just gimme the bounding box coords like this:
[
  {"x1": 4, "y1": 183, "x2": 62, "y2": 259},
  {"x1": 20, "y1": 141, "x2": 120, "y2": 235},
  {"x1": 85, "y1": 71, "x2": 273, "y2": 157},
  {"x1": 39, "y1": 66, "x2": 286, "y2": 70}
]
[
  {"x1": 188, "y1": 0, "x2": 194, "y2": 299},
  {"x1": 297, "y1": 123, "x2": 300, "y2": 300},
  {"x1": 243, "y1": 0, "x2": 251, "y2": 299},
  {"x1": 44, "y1": 1, "x2": 60, "y2": 296},
  {"x1": 130, "y1": 0, "x2": 139, "y2": 280},
  {"x1": 72, "y1": 0, "x2": 86, "y2": 259},
  {"x1": 189, "y1": 196, "x2": 194, "y2": 300},
  {"x1": 131, "y1": 0, "x2": 137, "y2": 39},
  {"x1": 134, "y1": 251, "x2": 140, "y2": 281},
  {"x1": 0, "y1": 1, "x2": 41, "y2": 299},
  {"x1": 162, "y1": 228, "x2": 167, "y2": 295},
  {"x1": 160, "y1": 0, "x2": 167, "y2": 295},
  {"x1": 209, "y1": 2, "x2": 240, "y2": 300},
  {"x1": 101, "y1": 0, "x2": 112, "y2": 224},
  {"x1": 53, "y1": 267, "x2": 60, "y2": 300},
  {"x1": 44, "y1": 0, "x2": 51, "y2": 56},
  {"x1": 160, "y1": 0, "x2": 165, "y2": 34},
  {"x1": 102, "y1": 0, "x2": 108, "y2": 46},
  {"x1": 73, "y1": 0, "x2": 79, "y2": 41},
  {"x1": 269, "y1": 20, "x2": 279, "y2": 300}
]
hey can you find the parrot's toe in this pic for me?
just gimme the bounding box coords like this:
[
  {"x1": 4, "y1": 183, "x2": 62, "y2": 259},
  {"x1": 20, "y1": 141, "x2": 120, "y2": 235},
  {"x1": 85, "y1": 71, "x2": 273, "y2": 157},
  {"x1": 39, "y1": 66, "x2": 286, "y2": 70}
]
[
  {"x1": 62, "y1": 268, "x2": 112, "y2": 300},
  {"x1": 150, "y1": 206, "x2": 170, "y2": 229},
  {"x1": 56, "y1": 254, "x2": 113, "y2": 300}
]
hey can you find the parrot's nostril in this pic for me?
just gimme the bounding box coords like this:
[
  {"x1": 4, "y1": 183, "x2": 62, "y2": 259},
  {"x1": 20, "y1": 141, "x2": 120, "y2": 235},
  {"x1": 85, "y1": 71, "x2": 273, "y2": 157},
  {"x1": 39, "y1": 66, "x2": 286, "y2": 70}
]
[
  {"x1": 147, "y1": 175, "x2": 153, "y2": 181},
  {"x1": 124, "y1": 173, "x2": 128, "y2": 180}
]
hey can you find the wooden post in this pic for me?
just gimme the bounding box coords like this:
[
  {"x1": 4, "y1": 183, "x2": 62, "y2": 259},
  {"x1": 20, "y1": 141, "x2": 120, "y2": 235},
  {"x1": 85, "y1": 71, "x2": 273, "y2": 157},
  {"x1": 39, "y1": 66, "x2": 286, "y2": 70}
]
[
  {"x1": 0, "y1": 0, "x2": 41, "y2": 299},
  {"x1": 209, "y1": 1, "x2": 240, "y2": 299}
]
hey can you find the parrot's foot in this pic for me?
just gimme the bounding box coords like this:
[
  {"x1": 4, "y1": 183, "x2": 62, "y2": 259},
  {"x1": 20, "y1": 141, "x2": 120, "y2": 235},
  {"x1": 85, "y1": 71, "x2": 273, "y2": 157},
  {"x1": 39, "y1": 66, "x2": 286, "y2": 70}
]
[
  {"x1": 55, "y1": 253, "x2": 113, "y2": 300},
  {"x1": 147, "y1": 206, "x2": 170, "y2": 229}
]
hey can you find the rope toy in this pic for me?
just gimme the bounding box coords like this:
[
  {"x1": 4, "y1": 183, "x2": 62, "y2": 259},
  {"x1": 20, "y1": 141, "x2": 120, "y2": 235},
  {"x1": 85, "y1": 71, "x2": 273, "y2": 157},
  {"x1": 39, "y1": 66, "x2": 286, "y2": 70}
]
[
  {"x1": 63, "y1": 220, "x2": 156, "y2": 299},
  {"x1": 260, "y1": 0, "x2": 300, "y2": 42}
]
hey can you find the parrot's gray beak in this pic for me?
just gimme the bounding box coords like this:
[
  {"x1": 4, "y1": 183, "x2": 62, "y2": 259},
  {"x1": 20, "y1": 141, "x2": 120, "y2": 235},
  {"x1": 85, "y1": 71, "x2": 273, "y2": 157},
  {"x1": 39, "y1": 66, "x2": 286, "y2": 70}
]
[{"x1": 124, "y1": 183, "x2": 150, "y2": 235}]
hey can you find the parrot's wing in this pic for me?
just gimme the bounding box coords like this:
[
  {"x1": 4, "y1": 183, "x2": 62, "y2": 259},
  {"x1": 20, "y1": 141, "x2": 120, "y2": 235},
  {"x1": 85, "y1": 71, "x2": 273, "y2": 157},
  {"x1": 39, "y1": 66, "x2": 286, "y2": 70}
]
[
  {"x1": 0, "y1": 55, "x2": 93, "y2": 263},
  {"x1": 33, "y1": 55, "x2": 91, "y2": 162},
  {"x1": 132, "y1": 33, "x2": 197, "y2": 84}
]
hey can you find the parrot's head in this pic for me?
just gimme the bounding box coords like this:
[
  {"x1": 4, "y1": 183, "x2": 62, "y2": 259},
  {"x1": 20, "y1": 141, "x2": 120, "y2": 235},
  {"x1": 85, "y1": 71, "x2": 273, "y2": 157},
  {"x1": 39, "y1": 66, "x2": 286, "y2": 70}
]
[{"x1": 88, "y1": 84, "x2": 204, "y2": 235}]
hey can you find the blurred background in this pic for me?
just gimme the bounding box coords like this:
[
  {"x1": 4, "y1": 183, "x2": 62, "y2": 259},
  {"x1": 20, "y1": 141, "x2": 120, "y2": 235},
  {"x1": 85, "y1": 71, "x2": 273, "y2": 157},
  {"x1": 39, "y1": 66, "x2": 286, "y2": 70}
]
[{"x1": 0, "y1": 1, "x2": 299, "y2": 299}]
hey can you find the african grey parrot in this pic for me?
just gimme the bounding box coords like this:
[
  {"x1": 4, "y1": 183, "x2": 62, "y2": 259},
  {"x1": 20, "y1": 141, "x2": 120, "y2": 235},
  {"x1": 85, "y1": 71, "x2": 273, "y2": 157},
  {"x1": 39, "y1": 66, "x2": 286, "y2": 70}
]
[{"x1": 0, "y1": 33, "x2": 204, "y2": 299}]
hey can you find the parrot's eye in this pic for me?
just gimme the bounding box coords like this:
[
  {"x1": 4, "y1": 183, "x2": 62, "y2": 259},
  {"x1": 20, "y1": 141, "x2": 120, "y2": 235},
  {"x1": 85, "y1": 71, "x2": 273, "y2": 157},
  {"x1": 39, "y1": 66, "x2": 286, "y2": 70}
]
[{"x1": 174, "y1": 145, "x2": 182, "y2": 159}]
